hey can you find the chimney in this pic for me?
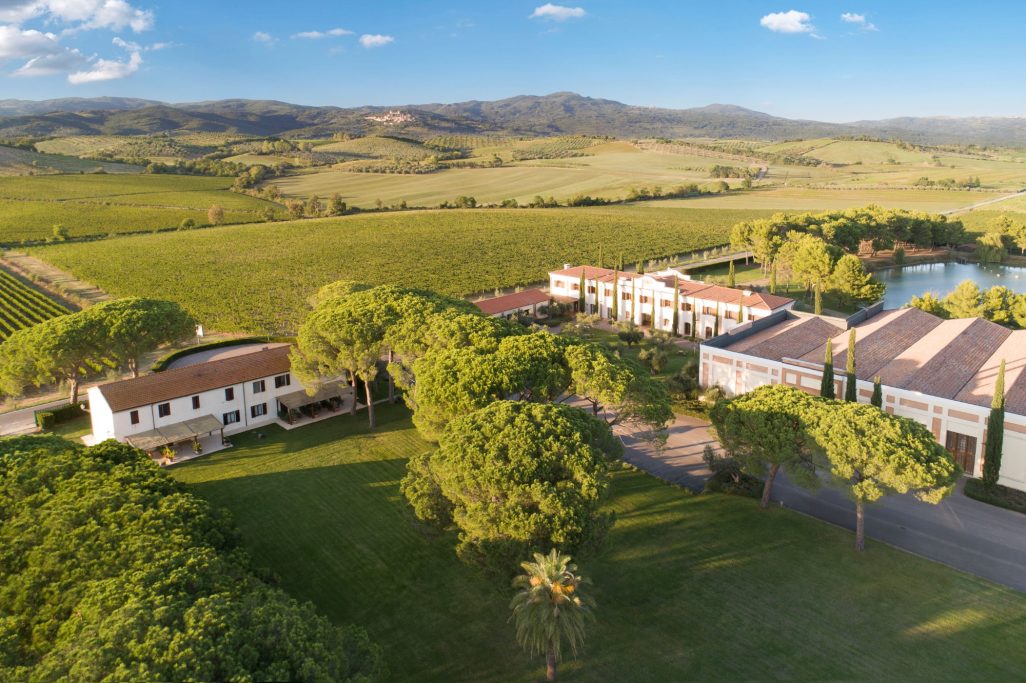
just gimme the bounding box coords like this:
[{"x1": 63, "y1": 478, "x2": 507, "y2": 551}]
[
  {"x1": 743, "y1": 289, "x2": 752, "y2": 296},
  {"x1": 563, "y1": 263, "x2": 573, "y2": 271}
]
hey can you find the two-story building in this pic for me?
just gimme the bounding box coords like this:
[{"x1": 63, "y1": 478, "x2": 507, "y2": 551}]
[
  {"x1": 548, "y1": 263, "x2": 794, "y2": 338},
  {"x1": 86, "y1": 345, "x2": 306, "y2": 452},
  {"x1": 699, "y1": 306, "x2": 1026, "y2": 492}
]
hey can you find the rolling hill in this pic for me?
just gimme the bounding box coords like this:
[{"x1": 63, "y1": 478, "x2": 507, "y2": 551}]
[{"x1": 2, "y1": 93, "x2": 1026, "y2": 145}]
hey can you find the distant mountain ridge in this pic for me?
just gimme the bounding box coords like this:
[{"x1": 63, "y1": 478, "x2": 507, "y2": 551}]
[{"x1": 1, "y1": 92, "x2": 1024, "y2": 146}]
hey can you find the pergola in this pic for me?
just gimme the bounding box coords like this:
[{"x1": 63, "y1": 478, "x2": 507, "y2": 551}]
[
  {"x1": 277, "y1": 383, "x2": 354, "y2": 424},
  {"x1": 126, "y1": 414, "x2": 225, "y2": 453}
]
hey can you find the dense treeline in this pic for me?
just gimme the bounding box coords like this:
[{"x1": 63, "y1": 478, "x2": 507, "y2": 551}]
[
  {"x1": 731, "y1": 206, "x2": 965, "y2": 261},
  {"x1": 0, "y1": 297, "x2": 195, "y2": 402},
  {"x1": 910, "y1": 280, "x2": 1026, "y2": 328},
  {"x1": 0, "y1": 435, "x2": 384, "y2": 681},
  {"x1": 974, "y1": 214, "x2": 1026, "y2": 264}
]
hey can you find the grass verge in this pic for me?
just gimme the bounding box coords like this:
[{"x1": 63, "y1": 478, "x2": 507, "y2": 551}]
[{"x1": 171, "y1": 405, "x2": 1026, "y2": 682}]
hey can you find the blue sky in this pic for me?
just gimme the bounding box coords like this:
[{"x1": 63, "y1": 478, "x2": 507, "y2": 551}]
[{"x1": 0, "y1": 1, "x2": 1023, "y2": 121}]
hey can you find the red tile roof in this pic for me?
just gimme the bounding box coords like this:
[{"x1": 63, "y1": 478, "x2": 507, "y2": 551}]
[
  {"x1": 97, "y1": 346, "x2": 292, "y2": 413},
  {"x1": 726, "y1": 306, "x2": 1026, "y2": 416},
  {"x1": 474, "y1": 288, "x2": 550, "y2": 315},
  {"x1": 549, "y1": 265, "x2": 616, "y2": 279}
]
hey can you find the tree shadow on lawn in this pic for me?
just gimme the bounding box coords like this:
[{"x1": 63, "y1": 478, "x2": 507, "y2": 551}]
[
  {"x1": 182, "y1": 456, "x2": 541, "y2": 682},
  {"x1": 174, "y1": 411, "x2": 1026, "y2": 682},
  {"x1": 574, "y1": 471, "x2": 1026, "y2": 681}
]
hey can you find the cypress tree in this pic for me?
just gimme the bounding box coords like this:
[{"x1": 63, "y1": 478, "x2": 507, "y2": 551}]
[
  {"x1": 611, "y1": 270, "x2": 619, "y2": 321},
  {"x1": 871, "y1": 376, "x2": 883, "y2": 408},
  {"x1": 820, "y1": 338, "x2": 835, "y2": 399},
  {"x1": 814, "y1": 281, "x2": 823, "y2": 315},
  {"x1": 713, "y1": 304, "x2": 721, "y2": 337},
  {"x1": 578, "y1": 270, "x2": 586, "y2": 313},
  {"x1": 637, "y1": 260, "x2": 645, "y2": 275},
  {"x1": 594, "y1": 275, "x2": 601, "y2": 319},
  {"x1": 728, "y1": 260, "x2": 736, "y2": 287},
  {"x1": 649, "y1": 290, "x2": 656, "y2": 328},
  {"x1": 845, "y1": 329, "x2": 858, "y2": 402},
  {"x1": 671, "y1": 276, "x2": 680, "y2": 336},
  {"x1": 691, "y1": 307, "x2": 697, "y2": 339},
  {"x1": 770, "y1": 262, "x2": 777, "y2": 294},
  {"x1": 630, "y1": 277, "x2": 637, "y2": 325},
  {"x1": 982, "y1": 359, "x2": 1006, "y2": 490},
  {"x1": 597, "y1": 245, "x2": 604, "y2": 269}
]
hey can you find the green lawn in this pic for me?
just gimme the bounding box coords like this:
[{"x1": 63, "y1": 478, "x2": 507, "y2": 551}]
[{"x1": 171, "y1": 405, "x2": 1026, "y2": 682}]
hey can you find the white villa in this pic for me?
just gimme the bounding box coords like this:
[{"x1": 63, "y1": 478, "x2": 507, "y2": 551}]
[
  {"x1": 87, "y1": 345, "x2": 351, "y2": 457},
  {"x1": 548, "y1": 264, "x2": 795, "y2": 337},
  {"x1": 700, "y1": 306, "x2": 1026, "y2": 492}
]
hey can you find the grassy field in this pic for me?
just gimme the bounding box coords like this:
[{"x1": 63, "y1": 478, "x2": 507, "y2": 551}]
[
  {"x1": 170, "y1": 405, "x2": 1026, "y2": 682},
  {"x1": 0, "y1": 145, "x2": 139, "y2": 175},
  {"x1": 643, "y1": 187, "x2": 994, "y2": 212},
  {"x1": 0, "y1": 174, "x2": 279, "y2": 243},
  {"x1": 31, "y1": 206, "x2": 773, "y2": 332},
  {"x1": 272, "y1": 144, "x2": 750, "y2": 208}
]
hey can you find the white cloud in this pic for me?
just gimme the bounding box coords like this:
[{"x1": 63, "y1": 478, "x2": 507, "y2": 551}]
[
  {"x1": 359, "y1": 33, "x2": 393, "y2": 48},
  {"x1": 0, "y1": 25, "x2": 62, "y2": 59},
  {"x1": 252, "y1": 30, "x2": 274, "y2": 43},
  {"x1": 292, "y1": 27, "x2": 353, "y2": 39},
  {"x1": 760, "y1": 10, "x2": 815, "y2": 34},
  {"x1": 0, "y1": 1, "x2": 153, "y2": 32},
  {"x1": 13, "y1": 48, "x2": 85, "y2": 76},
  {"x1": 529, "y1": 3, "x2": 586, "y2": 20},
  {"x1": 841, "y1": 12, "x2": 877, "y2": 30},
  {"x1": 0, "y1": 0, "x2": 154, "y2": 82},
  {"x1": 68, "y1": 48, "x2": 140, "y2": 83}
]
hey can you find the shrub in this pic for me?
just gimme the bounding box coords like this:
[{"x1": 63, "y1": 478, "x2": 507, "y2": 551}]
[
  {"x1": 893, "y1": 246, "x2": 905, "y2": 266},
  {"x1": 964, "y1": 477, "x2": 1026, "y2": 515},
  {"x1": 34, "y1": 411, "x2": 55, "y2": 429}
]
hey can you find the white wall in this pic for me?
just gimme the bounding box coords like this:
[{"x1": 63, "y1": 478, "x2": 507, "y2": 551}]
[{"x1": 99, "y1": 371, "x2": 296, "y2": 443}]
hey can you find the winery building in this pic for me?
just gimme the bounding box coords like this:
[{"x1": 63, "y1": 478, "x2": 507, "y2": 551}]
[{"x1": 699, "y1": 305, "x2": 1026, "y2": 492}]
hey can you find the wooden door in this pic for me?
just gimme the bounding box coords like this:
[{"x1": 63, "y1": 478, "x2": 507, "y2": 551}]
[{"x1": 945, "y1": 431, "x2": 978, "y2": 475}]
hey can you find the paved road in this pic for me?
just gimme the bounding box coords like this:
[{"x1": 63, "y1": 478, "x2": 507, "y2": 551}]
[
  {"x1": 0, "y1": 398, "x2": 68, "y2": 436},
  {"x1": 166, "y1": 342, "x2": 289, "y2": 369},
  {"x1": 623, "y1": 414, "x2": 1026, "y2": 592}
]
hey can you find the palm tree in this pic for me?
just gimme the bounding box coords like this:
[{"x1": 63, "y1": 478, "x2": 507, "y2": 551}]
[{"x1": 510, "y1": 549, "x2": 594, "y2": 682}]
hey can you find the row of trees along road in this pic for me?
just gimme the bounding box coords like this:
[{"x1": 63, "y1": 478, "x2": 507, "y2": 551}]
[
  {"x1": 711, "y1": 383, "x2": 961, "y2": 551},
  {"x1": 0, "y1": 297, "x2": 195, "y2": 403},
  {"x1": 730, "y1": 206, "x2": 962, "y2": 311},
  {"x1": 291, "y1": 280, "x2": 672, "y2": 681},
  {"x1": 0, "y1": 435, "x2": 384, "y2": 681}
]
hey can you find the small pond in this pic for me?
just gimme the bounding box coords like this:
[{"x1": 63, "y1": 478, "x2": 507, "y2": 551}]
[{"x1": 877, "y1": 261, "x2": 1026, "y2": 308}]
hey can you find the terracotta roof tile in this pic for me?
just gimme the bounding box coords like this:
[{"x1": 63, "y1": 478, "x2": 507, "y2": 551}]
[
  {"x1": 742, "y1": 292, "x2": 795, "y2": 311},
  {"x1": 98, "y1": 346, "x2": 292, "y2": 413},
  {"x1": 956, "y1": 330, "x2": 1026, "y2": 412},
  {"x1": 550, "y1": 265, "x2": 616, "y2": 279},
  {"x1": 904, "y1": 318, "x2": 1011, "y2": 398},
  {"x1": 474, "y1": 289, "x2": 550, "y2": 315},
  {"x1": 724, "y1": 315, "x2": 845, "y2": 362},
  {"x1": 800, "y1": 308, "x2": 945, "y2": 379}
]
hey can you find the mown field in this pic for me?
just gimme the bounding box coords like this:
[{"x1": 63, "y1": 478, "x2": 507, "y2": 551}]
[
  {"x1": 273, "y1": 149, "x2": 745, "y2": 208},
  {"x1": 171, "y1": 405, "x2": 1026, "y2": 682},
  {"x1": 0, "y1": 174, "x2": 279, "y2": 243},
  {"x1": 0, "y1": 268, "x2": 69, "y2": 339},
  {"x1": 30, "y1": 206, "x2": 772, "y2": 332},
  {"x1": 644, "y1": 186, "x2": 998, "y2": 212},
  {"x1": 0, "y1": 146, "x2": 139, "y2": 176}
]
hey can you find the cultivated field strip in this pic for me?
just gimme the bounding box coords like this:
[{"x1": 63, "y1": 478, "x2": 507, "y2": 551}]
[{"x1": 0, "y1": 268, "x2": 69, "y2": 339}]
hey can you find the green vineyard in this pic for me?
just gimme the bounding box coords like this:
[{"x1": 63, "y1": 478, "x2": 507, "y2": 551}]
[{"x1": 0, "y1": 269, "x2": 69, "y2": 340}]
